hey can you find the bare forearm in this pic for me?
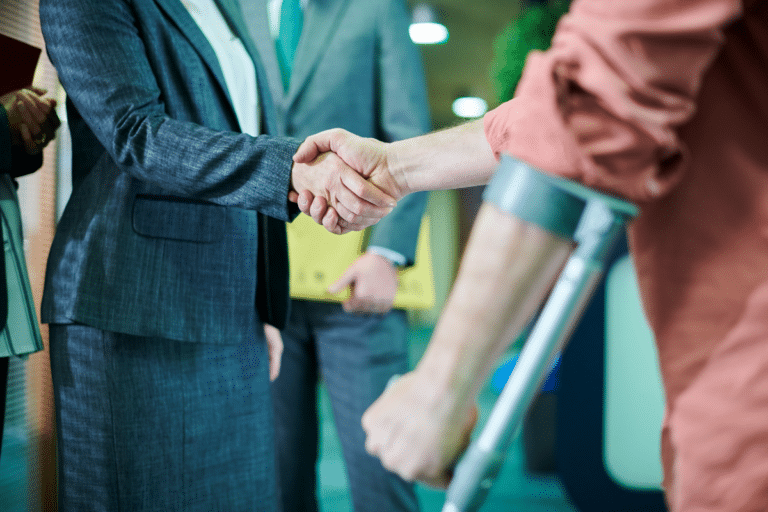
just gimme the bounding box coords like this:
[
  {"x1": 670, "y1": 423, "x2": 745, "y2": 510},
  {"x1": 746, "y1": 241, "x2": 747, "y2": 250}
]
[
  {"x1": 416, "y1": 202, "x2": 573, "y2": 401},
  {"x1": 387, "y1": 119, "x2": 498, "y2": 194}
]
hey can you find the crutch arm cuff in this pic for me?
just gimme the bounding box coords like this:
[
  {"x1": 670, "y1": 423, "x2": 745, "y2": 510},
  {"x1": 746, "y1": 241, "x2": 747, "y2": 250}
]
[{"x1": 483, "y1": 155, "x2": 637, "y2": 241}]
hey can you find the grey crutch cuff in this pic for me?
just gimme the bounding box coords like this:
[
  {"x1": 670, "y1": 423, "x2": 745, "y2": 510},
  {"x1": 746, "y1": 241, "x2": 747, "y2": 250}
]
[{"x1": 483, "y1": 155, "x2": 637, "y2": 241}]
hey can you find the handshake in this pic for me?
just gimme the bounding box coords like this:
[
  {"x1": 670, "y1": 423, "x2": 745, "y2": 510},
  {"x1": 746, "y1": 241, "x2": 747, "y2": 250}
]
[
  {"x1": 289, "y1": 128, "x2": 411, "y2": 235},
  {"x1": 290, "y1": 118, "x2": 496, "y2": 235}
]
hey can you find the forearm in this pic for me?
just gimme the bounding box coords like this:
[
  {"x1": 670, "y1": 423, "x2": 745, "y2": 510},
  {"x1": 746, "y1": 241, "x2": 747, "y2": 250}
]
[
  {"x1": 387, "y1": 119, "x2": 498, "y2": 194},
  {"x1": 416, "y1": 202, "x2": 573, "y2": 402}
]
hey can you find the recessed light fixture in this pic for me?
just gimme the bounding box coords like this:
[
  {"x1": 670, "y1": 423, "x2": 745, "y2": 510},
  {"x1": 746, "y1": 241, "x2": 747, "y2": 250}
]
[
  {"x1": 452, "y1": 96, "x2": 488, "y2": 118},
  {"x1": 409, "y1": 4, "x2": 448, "y2": 45}
]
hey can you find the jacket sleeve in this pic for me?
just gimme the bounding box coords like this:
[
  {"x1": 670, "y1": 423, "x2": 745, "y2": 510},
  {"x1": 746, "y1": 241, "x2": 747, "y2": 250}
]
[
  {"x1": 367, "y1": 0, "x2": 431, "y2": 264},
  {"x1": 483, "y1": 0, "x2": 743, "y2": 203},
  {"x1": 39, "y1": 0, "x2": 299, "y2": 221}
]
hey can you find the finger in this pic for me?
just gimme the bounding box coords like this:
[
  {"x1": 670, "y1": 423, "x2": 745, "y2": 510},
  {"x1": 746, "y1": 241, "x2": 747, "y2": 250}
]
[
  {"x1": 297, "y1": 190, "x2": 318, "y2": 213},
  {"x1": 308, "y1": 194, "x2": 329, "y2": 222},
  {"x1": 342, "y1": 298, "x2": 373, "y2": 314},
  {"x1": 337, "y1": 218, "x2": 374, "y2": 234},
  {"x1": 439, "y1": 405, "x2": 479, "y2": 486},
  {"x1": 288, "y1": 190, "x2": 299, "y2": 203},
  {"x1": 292, "y1": 139, "x2": 323, "y2": 164},
  {"x1": 16, "y1": 100, "x2": 43, "y2": 140},
  {"x1": 320, "y1": 207, "x2": 340, "y2": 233},
  {"x1": 327, "y1": 199, "x2": 359, "y2": 225},
  {"x1": 329, "y1": 267, "x2": 355, "y2": 295},
  {"x1": 293, "y1": 133, "x2": 333, "y2": 164},
  {"x1": 421, "y1": 470, "x2": 452, "y2": 489},
  {"x1": 333, "y1": 182, "x2": 393, "y2": 223},
  {"x1": 342, "y1": 290, "x2": 380, "y2": 313},
  {"x1": 264, "y1": 325, "x2": 283, "y2": 382},
  {"x1": 270, "y1": 350, "x2": 282, "y2": 382},
  {"x1": 28, "y1": 86, "x2": 48, "y2": 96},
  {"x1": 19, "y1": 124, "x2": 38, "y2": 155},
  {"x1": 340, "y1": 172, "x2": 396, "y2": 209},
  {"x1": 364, "y1": 417, "x2": 395, "y2": 458},
  {"x1": 18, "y1": 92, "x2": 48, "y2": 126}
]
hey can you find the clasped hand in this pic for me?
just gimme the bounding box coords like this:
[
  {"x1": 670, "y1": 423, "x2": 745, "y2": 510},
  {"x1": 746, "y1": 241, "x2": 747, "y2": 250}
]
[
  {"x1": 0, "y1": 87, "x2": 59, "y2": 155},
  {"x1": 290, "y1": 129, "x2": 408, "y2": 234}
]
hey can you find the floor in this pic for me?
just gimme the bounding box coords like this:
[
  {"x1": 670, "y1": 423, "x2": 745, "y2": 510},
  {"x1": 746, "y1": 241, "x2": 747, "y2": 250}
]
[{"x1": 317, "y1": 327, "x2": 579, "y2": 512}]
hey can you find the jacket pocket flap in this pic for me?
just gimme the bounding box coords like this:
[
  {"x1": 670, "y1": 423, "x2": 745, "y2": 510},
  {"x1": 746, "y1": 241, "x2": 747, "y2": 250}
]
[{"x1": 132, "y1": 195, "x2": 226, "y2": 243}]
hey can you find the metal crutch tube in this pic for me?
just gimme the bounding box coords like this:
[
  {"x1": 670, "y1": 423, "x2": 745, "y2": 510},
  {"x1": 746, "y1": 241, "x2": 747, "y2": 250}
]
[{"x1": 442, "y1": 156, "x2": 638, "y2": 512}]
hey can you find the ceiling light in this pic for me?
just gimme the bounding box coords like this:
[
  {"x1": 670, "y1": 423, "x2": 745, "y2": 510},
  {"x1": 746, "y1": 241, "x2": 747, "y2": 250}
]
[
  {"x1": 409, "y1": 4, "x2": 448, "y2": 45},
  {"x1": 452, "y1": 96, "x2": 488, "y2": 118}
]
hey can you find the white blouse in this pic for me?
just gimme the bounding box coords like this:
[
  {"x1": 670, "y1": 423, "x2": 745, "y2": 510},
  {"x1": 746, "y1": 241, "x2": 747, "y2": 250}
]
[{"x1": 181, "y1": 0, "x2": 260, "y2": 137}]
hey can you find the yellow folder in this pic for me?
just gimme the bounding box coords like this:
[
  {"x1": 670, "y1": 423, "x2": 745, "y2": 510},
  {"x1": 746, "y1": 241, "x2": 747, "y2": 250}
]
[{"x1": 286, "y1": 214, "x2": 435, "y2": 311}]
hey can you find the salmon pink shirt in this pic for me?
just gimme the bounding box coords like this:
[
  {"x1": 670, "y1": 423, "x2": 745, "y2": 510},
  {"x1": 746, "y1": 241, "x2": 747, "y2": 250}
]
[{"x1": 484, "y1": 1, "x2": 768, "y2": 510}]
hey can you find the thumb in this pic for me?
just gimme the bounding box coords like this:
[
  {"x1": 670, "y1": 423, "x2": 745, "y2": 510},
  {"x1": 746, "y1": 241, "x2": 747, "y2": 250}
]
[{"x1": 293, "y1": 129, "x2": 342, "y2": 164}]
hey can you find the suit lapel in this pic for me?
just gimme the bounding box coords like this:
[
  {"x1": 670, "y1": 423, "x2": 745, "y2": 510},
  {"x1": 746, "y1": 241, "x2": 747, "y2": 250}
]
[
  {"x1": 215, "y1": 0, "x2": 282, "y2": 135},
  {"x1": 286, "y1": 0, "x2": 351, "y2": 108},
  {"x1": 153, "y1": 0, "x2": 233, "y2": 109},
  {"x1": 214, "y1": 0, "x2": 259, "y2": 65},
  {"x1": 240, "y1": 0, "x2": 287, "y2": 112}
]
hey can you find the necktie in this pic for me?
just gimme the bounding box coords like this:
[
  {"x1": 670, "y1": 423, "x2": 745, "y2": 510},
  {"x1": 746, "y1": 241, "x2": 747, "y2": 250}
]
[{"x1": 276, "y1": 0, "x2": 303, "y2": 90}]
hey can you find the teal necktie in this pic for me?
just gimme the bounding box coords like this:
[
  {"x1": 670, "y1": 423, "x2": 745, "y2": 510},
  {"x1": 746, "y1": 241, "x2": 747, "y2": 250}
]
[{"x1": 276, "y1": 0, "x2": 303, "y2": 91}]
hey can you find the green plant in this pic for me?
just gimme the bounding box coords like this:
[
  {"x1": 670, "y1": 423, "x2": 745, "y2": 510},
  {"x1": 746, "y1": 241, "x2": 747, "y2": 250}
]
[{"x1": 490, "y1": 0, "x2": 572, "y2": 103}]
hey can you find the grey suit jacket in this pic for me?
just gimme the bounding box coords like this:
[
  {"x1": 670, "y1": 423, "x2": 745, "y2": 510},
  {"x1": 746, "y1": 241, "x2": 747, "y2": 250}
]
[
  {"x1": 242, "y1": 0, "x2": 431, "y2": 264},
  {"x1": 40, "y1": 0, "x2": 301, "y2": 343}
]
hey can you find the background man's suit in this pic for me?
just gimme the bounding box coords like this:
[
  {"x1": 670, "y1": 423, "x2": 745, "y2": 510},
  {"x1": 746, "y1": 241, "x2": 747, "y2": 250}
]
[
  {"x1": 242, "y1": 0, "x2": 431, "y2": 510},
  {"x1": 40, "y1": 0, "x2": 301, "y2": 509}
]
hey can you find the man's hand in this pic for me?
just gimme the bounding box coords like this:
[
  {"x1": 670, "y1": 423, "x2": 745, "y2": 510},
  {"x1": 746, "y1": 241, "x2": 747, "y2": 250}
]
[
  {"x1": 362, "y1": 369, "x2": 478, "y2": 488},
  {"x1": 0, "y1": 87, "x2": 59, "y2": 155},
  {"x1": 264, "y1": 324, "x2": 283, "y2": 382},
  {"x1": 328, "y1": 253, "x2": 398, "y2": 314},
  {"x1": 291, "y1": 148, "x2": 397, "y2": 232},
  {"x1": 291, "y1": 129, "x2": 409, "y2": 233}
]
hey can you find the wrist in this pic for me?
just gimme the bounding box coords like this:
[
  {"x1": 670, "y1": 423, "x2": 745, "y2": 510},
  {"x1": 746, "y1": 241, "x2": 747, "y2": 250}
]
[
  {"x1": 289, "y1": 160, "x2": 307, "y2": 194},
  {"x1": 416, "y1": 319, "x2": 486, "y2": 406},
  {"x1": 385, "y1": 141, "x2": 412, "y2": 197}
]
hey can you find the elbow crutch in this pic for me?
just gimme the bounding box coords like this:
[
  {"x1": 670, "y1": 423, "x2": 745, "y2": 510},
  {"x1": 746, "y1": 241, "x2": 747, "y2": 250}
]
[{"x1": 443, "y1": 155, "x2": 638, "y2": 512}]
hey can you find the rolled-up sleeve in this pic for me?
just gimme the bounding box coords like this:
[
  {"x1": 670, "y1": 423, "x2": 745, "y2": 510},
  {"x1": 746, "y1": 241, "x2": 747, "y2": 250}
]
[{"x1": 484, "y1": 0, "x2": 742, "y2": 202}]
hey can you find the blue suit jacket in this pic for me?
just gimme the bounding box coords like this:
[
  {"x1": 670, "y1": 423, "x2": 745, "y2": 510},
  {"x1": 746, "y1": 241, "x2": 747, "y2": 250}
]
[{"x1": 40, "y1": 0, "x2": 301, "y2": 342}]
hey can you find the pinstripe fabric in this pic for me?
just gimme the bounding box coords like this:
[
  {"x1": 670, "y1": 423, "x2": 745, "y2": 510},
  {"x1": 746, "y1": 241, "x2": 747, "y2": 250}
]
[
  {"x1": 50, "y1": 323, "x2": 276, "y2": 511},
  {"x1": 37, "y1": 0, "x2": 301, "y2": 508},
  {"x1": 272, "y1": 301, "x2": 416, "y2": 512},
  {"x1": 242, "y1": 0, "x2": 429, "y2": 509},
  {"x1": 39, "y1": 0, "x2": 299, "y2": 342}
]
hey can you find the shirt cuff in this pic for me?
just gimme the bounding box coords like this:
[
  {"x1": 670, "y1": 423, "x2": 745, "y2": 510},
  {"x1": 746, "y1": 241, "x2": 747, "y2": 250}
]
[{"x1": 366, "y1": 246, "x2": 407, "y2": 267}]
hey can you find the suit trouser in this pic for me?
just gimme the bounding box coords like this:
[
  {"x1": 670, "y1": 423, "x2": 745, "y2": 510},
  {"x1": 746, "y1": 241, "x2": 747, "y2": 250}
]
[
  {"x1": 271, "y1": 300, "x2": 419, "y2": 512},
  {"x1": 50, "y1": 323, "x2": 277, "y2": 512}
]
